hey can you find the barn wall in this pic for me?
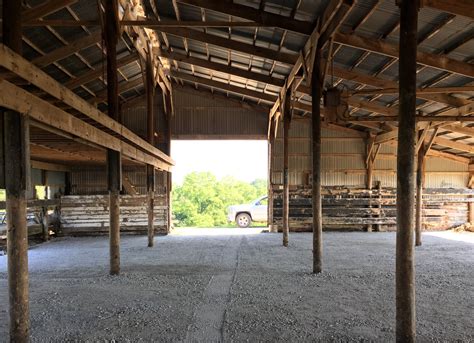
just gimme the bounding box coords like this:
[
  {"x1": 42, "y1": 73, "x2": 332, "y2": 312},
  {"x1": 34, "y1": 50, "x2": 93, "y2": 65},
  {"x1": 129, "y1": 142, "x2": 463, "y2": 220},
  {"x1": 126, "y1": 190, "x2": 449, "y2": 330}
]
[
  {"x1": 270, "y1": 118, "x2": 470, "y2": 231},
  {"x1": 171, "y1": 87, "x2": 268, "y2": 139}
]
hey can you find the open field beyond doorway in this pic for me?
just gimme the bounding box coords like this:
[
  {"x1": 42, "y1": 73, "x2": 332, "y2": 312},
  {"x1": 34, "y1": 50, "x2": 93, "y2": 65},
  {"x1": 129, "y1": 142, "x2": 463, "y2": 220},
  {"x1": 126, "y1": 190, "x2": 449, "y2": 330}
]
[{"x1": 0, "y1": 230, "x2": 472, "y2": 342}]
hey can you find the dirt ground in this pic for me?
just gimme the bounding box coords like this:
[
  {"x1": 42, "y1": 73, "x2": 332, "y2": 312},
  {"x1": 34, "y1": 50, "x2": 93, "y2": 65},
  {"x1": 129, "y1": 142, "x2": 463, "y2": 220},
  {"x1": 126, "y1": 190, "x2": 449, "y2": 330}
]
[{"x1": 0, "y1": 229, "x2": 473, "y2": 342}]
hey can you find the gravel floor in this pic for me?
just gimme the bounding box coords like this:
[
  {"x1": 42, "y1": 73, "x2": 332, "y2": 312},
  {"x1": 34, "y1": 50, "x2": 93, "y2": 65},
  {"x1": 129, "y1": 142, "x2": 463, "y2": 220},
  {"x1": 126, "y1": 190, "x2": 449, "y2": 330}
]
[{"x1": 0, "y1": 229, "x2": 473, "y2": 342}]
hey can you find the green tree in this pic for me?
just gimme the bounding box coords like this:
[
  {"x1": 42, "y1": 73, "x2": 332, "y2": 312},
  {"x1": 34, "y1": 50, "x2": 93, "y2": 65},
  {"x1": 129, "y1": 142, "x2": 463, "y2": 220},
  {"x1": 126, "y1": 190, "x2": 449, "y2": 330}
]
[{"x1": 172, "y1": 172, "x2": 267, "y2": 227}]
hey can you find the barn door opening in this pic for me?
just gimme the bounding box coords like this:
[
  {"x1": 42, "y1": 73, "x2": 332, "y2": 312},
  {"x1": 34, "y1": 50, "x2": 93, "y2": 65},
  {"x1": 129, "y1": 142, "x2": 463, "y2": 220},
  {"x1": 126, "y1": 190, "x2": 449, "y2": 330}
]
[{"x1": 171, "y1": 140, "x2": 268, "y2": 231}]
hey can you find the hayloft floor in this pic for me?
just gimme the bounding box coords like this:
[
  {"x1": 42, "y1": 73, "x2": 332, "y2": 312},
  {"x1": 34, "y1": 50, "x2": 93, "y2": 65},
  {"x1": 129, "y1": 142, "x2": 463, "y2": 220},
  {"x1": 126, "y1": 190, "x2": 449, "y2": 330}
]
[{"x1": 1, "y1": 229, "x2": 473, "y2": 342}]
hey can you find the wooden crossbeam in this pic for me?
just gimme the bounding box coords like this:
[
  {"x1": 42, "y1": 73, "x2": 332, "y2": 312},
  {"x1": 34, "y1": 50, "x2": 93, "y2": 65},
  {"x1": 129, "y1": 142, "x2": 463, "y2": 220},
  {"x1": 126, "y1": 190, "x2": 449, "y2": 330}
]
[
  {"x1": 332, "y1": 66, "x2": 469, "y2": 108},
  {"x1": 155, "y1": 27, "x2": 298, "y2": 65},
  {"x1": 352, "y1": 86, "x2": 474, "y2": 96},
  {"x1": 170, "y1": 70, "x2": 276, "y2": 103},
  {"x1": 175, "y1": 0, "x2": 313, "y2": 34},
  {"x1": 32, "y1": 31, "x2": 102, "y2": 68},
  {"x1": 0, "y1": 43, "x2": 173, "y2": 167},
  {"x1": 0, "y1": 78, "x2": 171, "y2": 171},
  {"x1": 423, "y1": 0, "x2": 474, "y2": 20},
  {"x1": 172, "y1": 0, "x2": 474, "y2": 77},
  {"x1": 155, "y1": 49, "x2": 285, "y2": 87},
  {"x1": 334, "y1": 32, "x2": 474, "y2": 78},
  {"x1": 91, "y1": 77, "x2": 143, "y2": 104},
  {"x1": 442, "y1": 124, "x2": 474, "y2": 137},
  {"x1": 22, "y1": 0, "x2": 77, "y2": 22},
  {"x1": 65, "y1": 53, "x2": 139, "y2": 90},
  {"x1": 433, "y1": 137, "x2": 474, "y2": 154}
]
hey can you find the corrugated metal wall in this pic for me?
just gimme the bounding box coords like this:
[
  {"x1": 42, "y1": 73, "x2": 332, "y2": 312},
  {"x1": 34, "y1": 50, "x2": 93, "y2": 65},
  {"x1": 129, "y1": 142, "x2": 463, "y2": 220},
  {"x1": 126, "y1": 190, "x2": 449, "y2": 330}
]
[
  {"x1": 171, "y1": 87, "x2": 268, "y2": 139},
  {"x1": 272, "y1": 119, "x2": 469, "y2": 188}
]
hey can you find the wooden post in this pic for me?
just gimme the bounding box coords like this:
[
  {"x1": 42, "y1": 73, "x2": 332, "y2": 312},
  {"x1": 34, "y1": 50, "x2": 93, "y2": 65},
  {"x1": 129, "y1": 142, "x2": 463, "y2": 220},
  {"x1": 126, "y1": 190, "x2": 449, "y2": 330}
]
[
  {"x1": 268, "y1": 119, "x2": 275, "y2": 232},
  {"x1": 282, "y1": 88, "x2": 291, "y2": 247},
  {"x1": 396, "y1": 0, "x2": 419, "y2": 341},
  {"x1": 366, "y1": 136, "x2": 375, "y2": 232},
  {"x1": 163, "y1": 90, "x2": 173, "y2": 233},
  {"x1": 104, "y1": 0, "x2": 121, "y2": 276},
  {"x1": 415, "y1": 142, "x2": 425, "y2": 246},
  {"x1": 3, "y1": 0, "x2": 30, "y2": 341},
  {"x1": 312, "y1": 49, "x2": 323, "y2": 274},
  {"x1": 468, "y1": 163, "x2": 474, "y2": 225},
  {"x1": 146, "y1": 48, "x2": 155, "y2": 248},
  {"x1": 41, "y1": 206, "x2": 49, "y2": 242}
]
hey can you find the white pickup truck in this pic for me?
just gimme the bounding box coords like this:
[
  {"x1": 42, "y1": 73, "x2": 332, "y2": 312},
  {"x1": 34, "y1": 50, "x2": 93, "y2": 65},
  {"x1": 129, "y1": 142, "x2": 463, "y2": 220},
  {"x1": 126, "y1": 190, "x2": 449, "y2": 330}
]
[{"x1": 227, "y1": 196, "x2": 268, "y2": 228}]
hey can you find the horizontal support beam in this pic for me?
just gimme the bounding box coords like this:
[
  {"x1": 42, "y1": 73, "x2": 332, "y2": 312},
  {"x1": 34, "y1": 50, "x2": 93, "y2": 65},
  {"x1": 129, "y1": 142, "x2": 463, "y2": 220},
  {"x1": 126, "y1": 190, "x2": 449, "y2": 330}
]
[
  {"x1": 22, "y1": 0, "x2": 78, "y2": 22},
  {"x1": 0, "y1": 79, "x2": 171, "y2": 171},
  {"x1": 433, "y1": 137, "x2": 474, "y2": 154},
  {"x1": 0, "y1": 43, "x2": 173, "y2": 167},
  {"x1": 31, "y1": 160, "x2": 71, "y2": 172},
  {"x1": 65, "y1": 53, "x2": 139, "y2": 90},
  {"x1": 175, "y1": 0, "x2": 313, "y2": 35},
  {"x1": 156, "y1": 27, "x2": 298, "y2": 65},
  {"x1": 334, "y1": 32, "x2": 474, "y2": 78},
  {"x1": 156, "y1": 49, "x2": 285, "y2": 87},
  {"x1": 352, "y1": 86, "x2": 474, "y2": 96},
  {"x1": 423, "y1": 0, "x2": 474, "y2": 20},
  {"x1": 32, "y1": 31, "x2": 102, "y2": 68}
]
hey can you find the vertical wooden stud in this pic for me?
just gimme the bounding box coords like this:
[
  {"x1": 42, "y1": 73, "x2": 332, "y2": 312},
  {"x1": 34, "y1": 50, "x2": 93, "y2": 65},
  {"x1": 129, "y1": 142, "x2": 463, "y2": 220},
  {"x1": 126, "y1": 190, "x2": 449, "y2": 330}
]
[{"x1": 282, "y1": 88, "x2": 291, "y2": 247}]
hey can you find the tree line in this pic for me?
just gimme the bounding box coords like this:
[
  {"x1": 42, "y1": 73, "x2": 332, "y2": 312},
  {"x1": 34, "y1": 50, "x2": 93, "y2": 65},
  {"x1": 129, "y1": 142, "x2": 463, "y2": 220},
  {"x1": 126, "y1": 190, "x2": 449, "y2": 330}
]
[{"x1": 172, "y1": 172, "x2": 267, "y2": 227}]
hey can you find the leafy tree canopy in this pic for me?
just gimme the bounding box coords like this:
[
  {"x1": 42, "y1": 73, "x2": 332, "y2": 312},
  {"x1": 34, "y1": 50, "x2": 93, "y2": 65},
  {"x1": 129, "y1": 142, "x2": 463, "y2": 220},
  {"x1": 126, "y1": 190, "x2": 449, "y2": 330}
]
[{"x1": 172, "y1": 172, "x2": 267, "y2": 227}]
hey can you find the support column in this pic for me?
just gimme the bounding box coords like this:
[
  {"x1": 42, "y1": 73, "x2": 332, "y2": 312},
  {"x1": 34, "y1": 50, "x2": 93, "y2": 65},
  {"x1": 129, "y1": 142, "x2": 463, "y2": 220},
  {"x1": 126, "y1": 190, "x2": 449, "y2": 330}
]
[
  {"x1": 146, "y1": 48, "x2": 155, "y2": 248},
  {"x1": 396, "y1": 0, "x2": 419, "y2": 341},
  {"x1": 282, "y1": 89, "x2": 291, "y2": 247},
  {"x1": 268, "y1": 120, "x2": 276, "y2": 232},
  {"x1": 3, "y1": 1, "x2": 30, "y2": 341},
  {"x1": 104, "y1": 0, "x2": 121, "y2": 276},
  {"x1": 163, "y1": 90, "x2": 173, "y2": 233},
  {"x1": 468, "y1": 163, "x2": 474, "y2": 225},
  {"x1": 415, "y1": 142, "x2": 425, "y2": 246},
  {"x1": 366, "y1": 136, "x2": 375, "y2": 232},
  {"x1": 311, "y1": 50, "x2": 323, "y2": 274}
]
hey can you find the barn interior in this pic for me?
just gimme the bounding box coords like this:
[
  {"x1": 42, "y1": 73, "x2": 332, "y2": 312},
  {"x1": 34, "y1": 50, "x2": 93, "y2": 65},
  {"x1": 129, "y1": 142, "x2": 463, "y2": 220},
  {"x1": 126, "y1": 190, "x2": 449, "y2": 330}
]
[{"x1": 0, "y1": 0, "x2": 473, "y2": 341}]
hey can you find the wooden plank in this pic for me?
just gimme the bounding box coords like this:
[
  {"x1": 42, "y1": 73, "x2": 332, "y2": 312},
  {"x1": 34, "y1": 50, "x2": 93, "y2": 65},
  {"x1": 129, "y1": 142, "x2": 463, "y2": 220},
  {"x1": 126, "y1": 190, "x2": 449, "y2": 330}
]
[
  {"x1": 22, "y1": 0, "x2": 78, "y2": 22},
  {"x1": 156, "y1": 27, "x2": 298, "y2": 65},
  {"x1": 31, "y1": 160, "x2": 71, "y2": 172},
  {"x1": 424, "y1": 0, "x2": 474, "y2": 20},
  {"x1": 0, "y1": 43, "x2": 174, "y2": 167},
  {"x1": 0, "y1": 78, "x2": 171, "y2": 171},
  {"x1": 175, "y1": 0, "x2": 313, "y2": 35},
  {"x1": 32, "y1": 31, "x2": 102, "y2": 68},
  {"x1": 156, "y1": 49, "x2": 285, "y2": 87},
  {"x1": 433, "y1": 137, "x2": 474, "y2": 154},
  {"x1": 335, "y1": 32, "x2": 474, "y2": 78}
]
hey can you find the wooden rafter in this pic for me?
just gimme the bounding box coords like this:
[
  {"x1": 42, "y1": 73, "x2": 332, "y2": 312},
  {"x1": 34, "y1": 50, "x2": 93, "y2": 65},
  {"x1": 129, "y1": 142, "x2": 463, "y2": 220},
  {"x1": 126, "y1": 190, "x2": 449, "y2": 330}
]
[{"x1": 22, "y1": 0, "x2": 78, "y2": 22}]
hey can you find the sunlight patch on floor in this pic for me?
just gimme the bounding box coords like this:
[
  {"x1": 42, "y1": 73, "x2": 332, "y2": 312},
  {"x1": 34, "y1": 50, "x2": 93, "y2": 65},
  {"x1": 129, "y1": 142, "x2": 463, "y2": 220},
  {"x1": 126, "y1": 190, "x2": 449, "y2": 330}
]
[
  {"x1": 170, "y1": 227, "x2": 266, "y2": 236},
  {"x1": 424, "y1": 230, "x2": 474, "y2": 244}
]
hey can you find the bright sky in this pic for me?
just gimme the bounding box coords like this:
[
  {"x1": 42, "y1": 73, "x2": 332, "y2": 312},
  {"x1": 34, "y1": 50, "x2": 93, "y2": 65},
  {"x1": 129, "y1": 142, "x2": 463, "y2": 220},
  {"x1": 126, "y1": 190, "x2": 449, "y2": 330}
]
[{"x1": 171, "y1": 140, "x2": 268, "y2": 185}]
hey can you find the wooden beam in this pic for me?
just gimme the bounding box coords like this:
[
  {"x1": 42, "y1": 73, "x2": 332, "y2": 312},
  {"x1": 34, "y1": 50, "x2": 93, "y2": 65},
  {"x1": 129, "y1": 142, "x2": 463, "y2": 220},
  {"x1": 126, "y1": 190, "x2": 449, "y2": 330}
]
[
  {"x1": 332, "y1": 66, "x2": 470, "y2": 108},
  {"x1": 423, "y1": 0, "x2": 474, "y2": 20},
  {"x1": 433, "y1": 137, "x2": 474, "y2": 154},
  {"x1": 175, "y1": 0, "x2": 313, "y2": 35},
  {"x1": 415, "y1": 141, "x2": 425, "y2": 247},
  {"x1": 334, "y1": 31, "x2": 474, "y2": 78},
  {"x1": 65, "y1": 53, "x2": 139, "y2": 90},
  {"x1": 32, "y1": 31, "x2": 102, "y2": 68},
  {"x1": 121, "y1": 19, "x2": 268, "y2": 28},
  {"x1": 169, "y1": 70, "x2": 277, "y2": 103},
  {"x1": 156, "y1": 49, "x2": 285, "y2": 87},
  {"x1": 2, "y1": 1, "x2": 30, "y2": 341},
  {"x1": 22, "y1": 0, "x2": 78, "y2": 22},
  {"x1": 31, "y1": 160, "x2": 71, "y2": 172},
  {"x1": 0, "y1": 43, "x2": 173, "y2": 167},
  {"x1": 155, "y1": 27, "x2": 298, "y2": 65},
  {"x1": 0, "y1": 78, "x2": 171, "y2": 171},
  {"x1": 91, "y1": 77, "x2": 143, "y2": 104},
  {"x1": 282, "y1": 88, "x2": 291, "y2": 247},
  {"x1": 396, "y1": 1, "x2": 418, "y2": 340},
  {"x1": 352, "y1": 86, "x2": 474, "y2": 96}
]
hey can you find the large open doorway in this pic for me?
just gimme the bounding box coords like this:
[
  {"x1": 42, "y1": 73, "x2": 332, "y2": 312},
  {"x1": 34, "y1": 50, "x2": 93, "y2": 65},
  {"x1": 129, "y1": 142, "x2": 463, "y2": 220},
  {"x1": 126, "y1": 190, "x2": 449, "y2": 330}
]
[{"x1": 171, "y1": 140, "x2": 268, "y2": 230}]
